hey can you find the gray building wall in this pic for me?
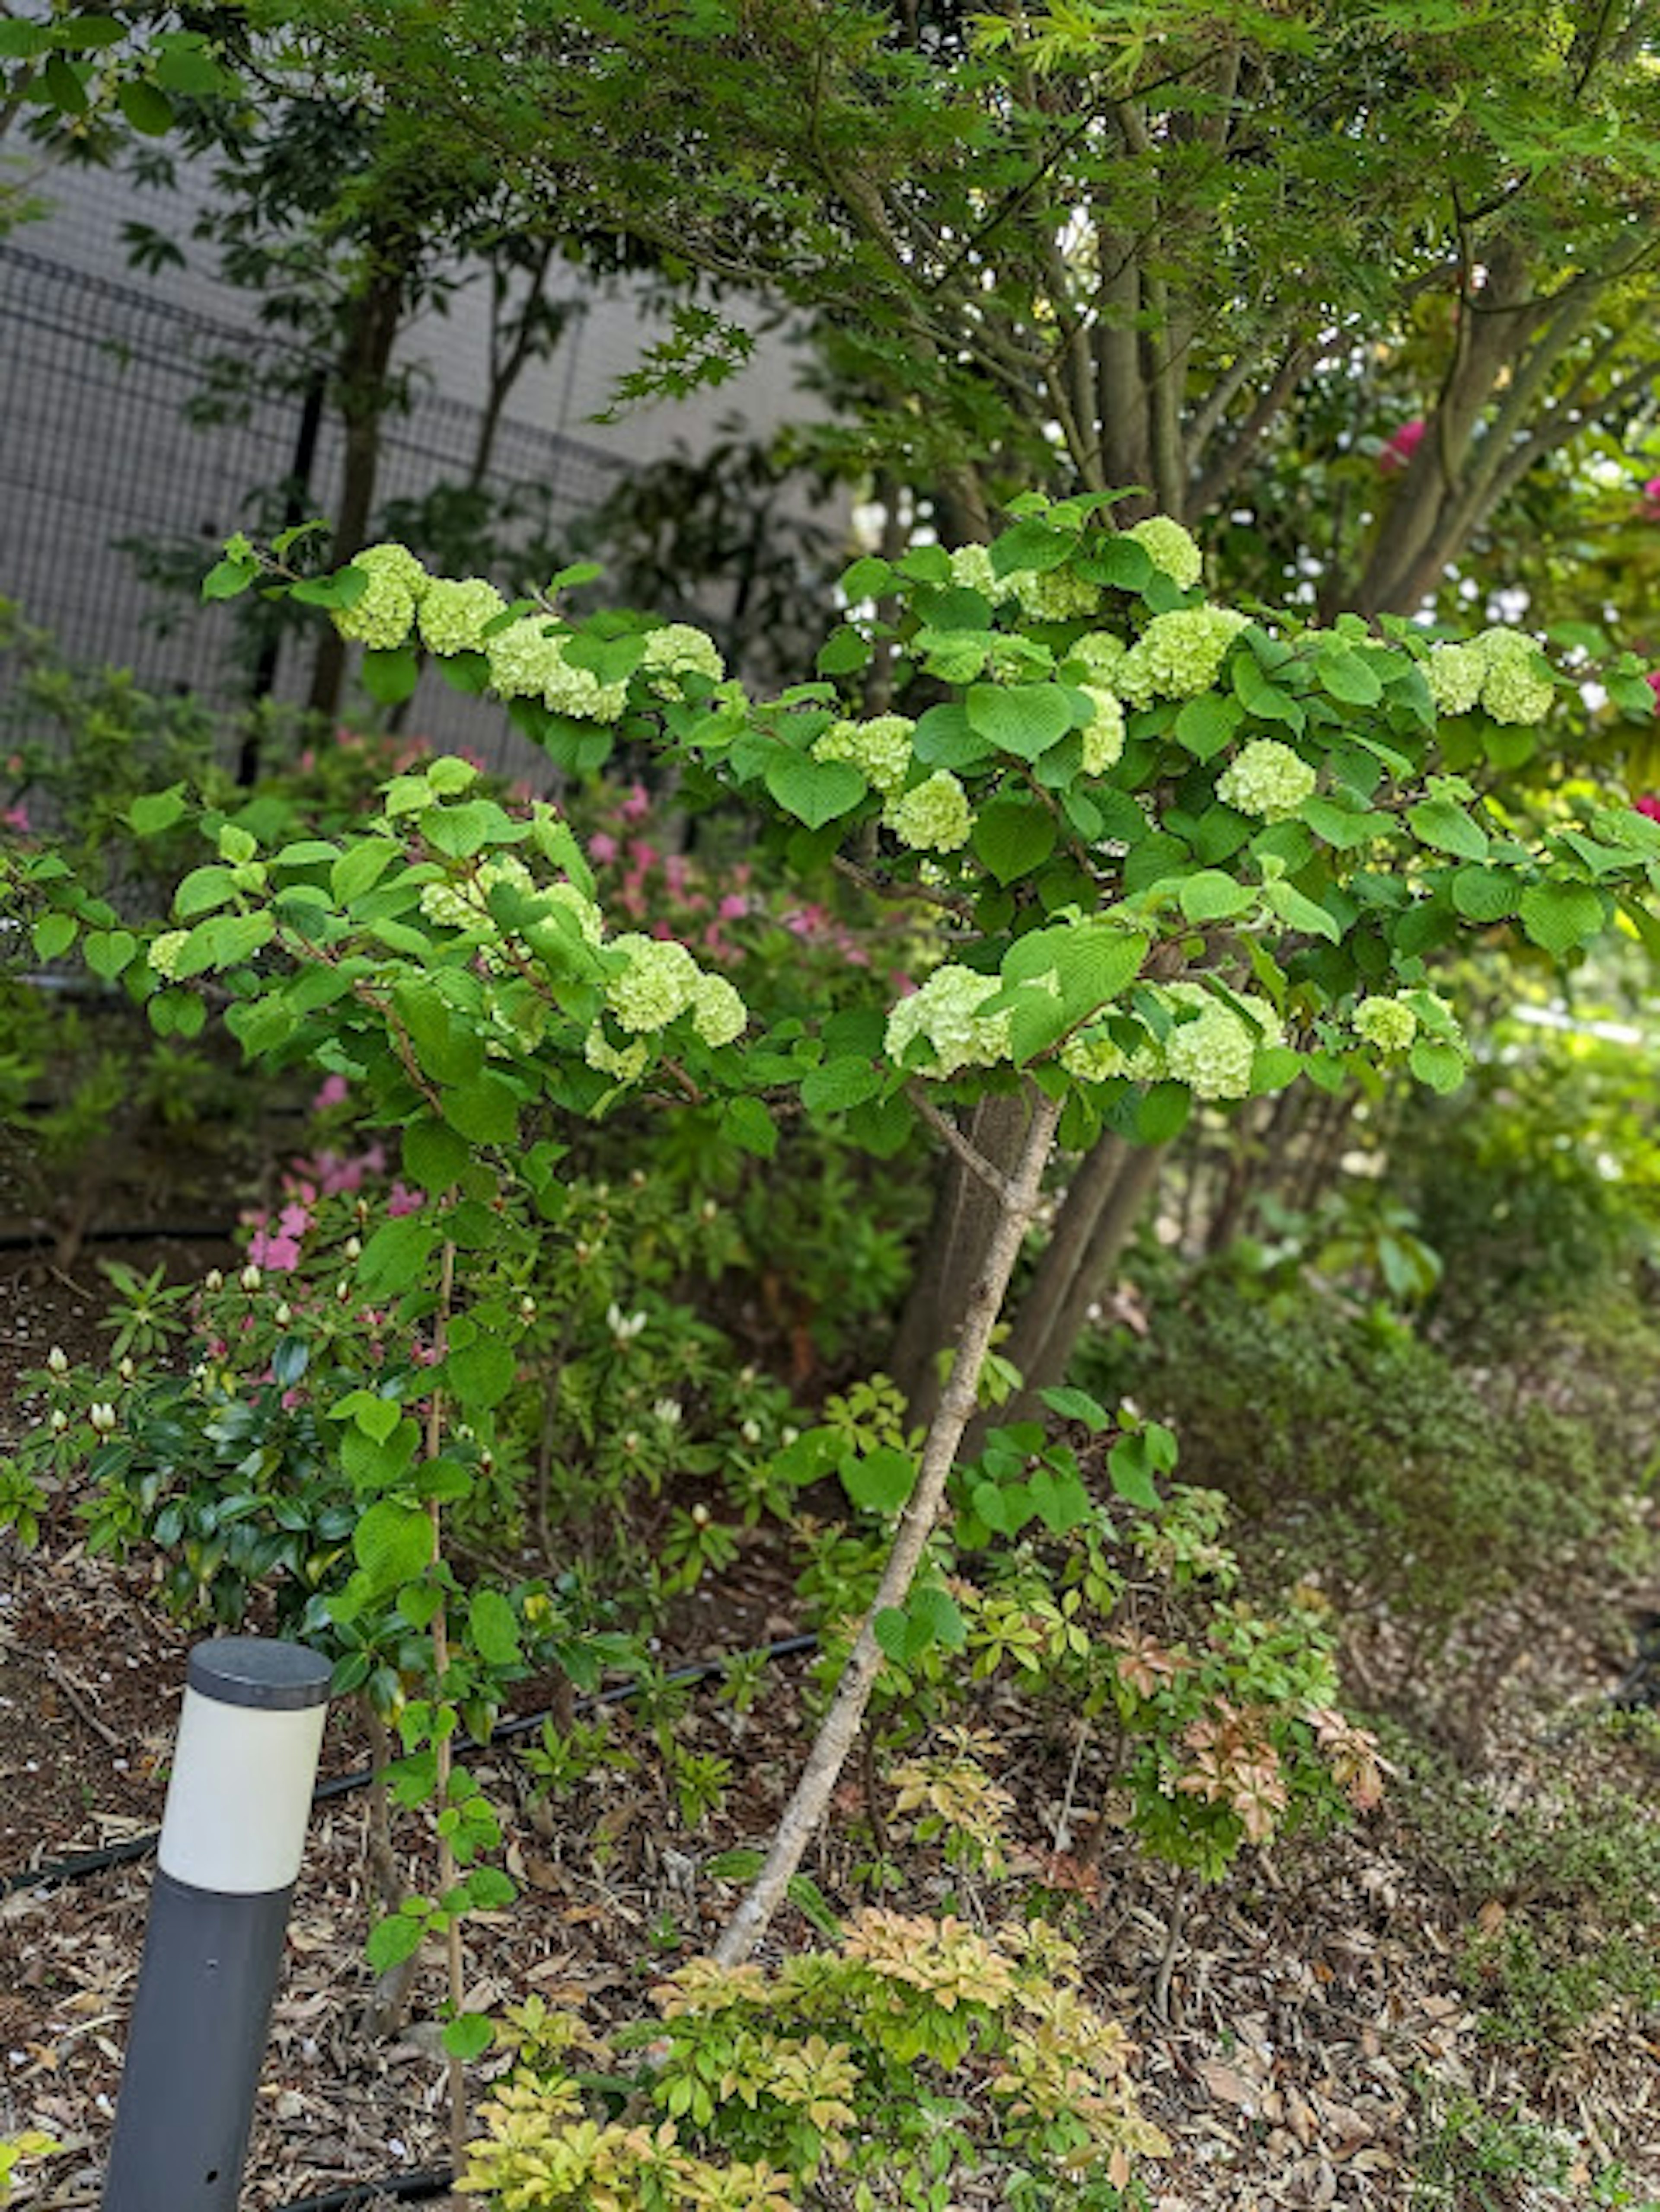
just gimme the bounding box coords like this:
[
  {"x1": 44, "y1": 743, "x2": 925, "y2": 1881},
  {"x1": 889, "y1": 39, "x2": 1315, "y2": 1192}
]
[{"x1": 0, "y1": 150, "x2": 830, "y2": 768}]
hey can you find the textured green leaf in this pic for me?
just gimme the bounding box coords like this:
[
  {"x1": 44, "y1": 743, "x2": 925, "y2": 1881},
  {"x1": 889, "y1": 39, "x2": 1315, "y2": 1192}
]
[
  {"x1": 467, "y1": 1588, "x2": 522, "y2": 1668},
  {"x1": 972, "y1": 795, "x2": 1057, "y2": 883},
  {"x1": 1518, "y1": 880, "x2": 1605, "y2": 956},
  {"x1": 964, "y1": 682, "x2": 1073, "y2": 760},
  {"x1": 352, "y1": 1500, "x2": 432, "y2": 1591},
  {"x1": 763, "y1": 750, "x2": 866, "y2": 827},
  {"x1": 800, "y1": 1056, "x2": 882, "y2": 1112}
]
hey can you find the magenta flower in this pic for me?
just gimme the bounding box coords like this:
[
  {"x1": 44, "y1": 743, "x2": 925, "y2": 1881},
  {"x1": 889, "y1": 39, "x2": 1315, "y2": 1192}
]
[
  {"x1": 311, "y1": 1073, "x2": 350, "y2": 1111},
  {"x1": 620, "y1": 782, "x2": 651, "y2": 823},
  {"x1": 1635, "y1": 795, "x2": 1660, "y2": 823},
  {"x1": 248, "y1": 1230, "x2": 302, "y2": 1272},
  {"x1": 588, "y1": 831, "x2": 619, "y2": 865},
  {"x1": 2, "y1": 804, "x2": 30, "y2": 834},
  {"x1": 1379, "y1": 418, "x2": 1426, "y2": 475},
  {"x1": 386, "y1": 1181, "x2": 424, "y2": 1217},
  {"x1": 277, "y1": 1202, "x2": 313, "y2": 1240}
]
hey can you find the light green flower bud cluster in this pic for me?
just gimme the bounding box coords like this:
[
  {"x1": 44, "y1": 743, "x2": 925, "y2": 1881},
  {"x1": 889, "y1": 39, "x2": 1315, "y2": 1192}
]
[
  {"x1": 332, "y1": 543, "x2": 430, "y2": 651},
  {"x1": 418, "y1": 577, "x2": 507, "y2": 657},
  {"x1": 948, "y1": 544, "x2": 998, "y2": 597},
  {"x1": 1118, "y1": 606, "x2": 1250, "y2": 706},
  {"x1": 885, "y1": 964, "x2": 1012, "y2": 1077},
  {"x1": 487, "y1": 616, "x2": 567, "y2": 699},
  {"x1": 149, "y1": 929, "x2": 190, "y2": 980},
  {"x1": 540, "y1": 880, "x2": 603, "y2": 946},
  {"x1": 1079, "y1": 687, "x2": 1126, "y2": 775},
  {"x1": 813, "y1": 714, "x2": 916, "y2": 796},
  {"x1": 544, "y1": 649, "x2": 626, "y2": 722},
  {"x1": 1153, "y1": 982, "x2": 1283, "y2": 1101},
  {"x1": 639, "y1": 622, "x2": 725, "y2": 695},
  {"x1": 584, "y1": 1028, "x2": 649, "y2": 1082},
  {"x1": 1352, "y1": 995, "x2": 1417, "y2": 1052},
  {"x1": 605, "y1": 934, "x2": 748, "y2": 1046},
  {"x1": 1127, "y1": 516, "x2": 1203, "y2": 590},
  {"x1": 885, "y1": 769, "x2": 973, "y2": 852},
  {"x1": 1425, "y1": 629, "x2": 1555, "y2": 725},
  {"x1": 1423, "y1": 642, "x2": 1484, "y2": 717},
  {"x1": 1471, "y1": 628, "x2": 1555, "y2": 724},
  {"x1": 1009, "y1": 566, "x2": 1099, "y2": 622},
  {"x1": 1069, "y1": 631, "x2": 1129, "y2": 687},
  {"x1": 1216, "y1": 737, "x2": 1317, "y2": 820}
]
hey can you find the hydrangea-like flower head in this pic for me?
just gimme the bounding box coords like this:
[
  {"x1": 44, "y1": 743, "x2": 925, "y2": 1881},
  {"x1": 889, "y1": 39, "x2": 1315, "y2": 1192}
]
[
  {"x1": 1009, "y1": 566, "x2": 1099, "y2": 622},
  {"x1": 418, "y1": 577, "x2": 507, "y2": 658},
  {"x1": 639, "y1": 622, "x2": 725, "y2": 696},
  {"x1": 1079, "y1": 686, "x2": 1125, "y2": 775},
  {"x1": 691, "y1": 971, "x2": 747, "y2": 1047},
  {"x1": 605, "y1": 934, "x2": 703, "y2": 1033},
  {"x1": 885, "y1": 965, "x2": 1012, "y2": 1077},
  {"x1": 1216, "y1": 738, "x2": 1316, "y2": 820},
  {"x1": 487, "y1": 616, "x2": 567, "y2": 699},
  {"x1": 1474, "y1": 628, "x2": 1554, "y2": 725},
  {"x1": 814, "y1": 714, "x2": 915, "y2": 796},
  {"x1": 885, "y1": 769, "x2": 973, "y2": 852},
  {"x1": 1127, "y1": 516, "x2": 1203, "y2": 590},
  {"x1": 1353, "y1": 995, "x2": 1418, "y2": 1053},
  {"x1": 1424, "y1": 642, "x2": 1485, "y2": 717},
  {"x1": 1118, "y1": 606, "x2": 1250, "y2": 705}
]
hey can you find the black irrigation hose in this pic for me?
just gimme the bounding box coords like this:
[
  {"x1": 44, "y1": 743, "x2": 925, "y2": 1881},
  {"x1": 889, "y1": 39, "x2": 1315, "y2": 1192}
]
[
  {"x1": 0, "y1": 1630, "x2": 820, "y2": 1899},
  {"x1": 273, "y1": 2167, "x2": 453, "y2": 2212}
]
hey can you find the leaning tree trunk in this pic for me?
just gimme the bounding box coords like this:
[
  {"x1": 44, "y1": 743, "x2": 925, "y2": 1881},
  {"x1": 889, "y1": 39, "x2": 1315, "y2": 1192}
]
[{"x1": 717, "y1": 1084, "x2": 1062, "y2": 1966}]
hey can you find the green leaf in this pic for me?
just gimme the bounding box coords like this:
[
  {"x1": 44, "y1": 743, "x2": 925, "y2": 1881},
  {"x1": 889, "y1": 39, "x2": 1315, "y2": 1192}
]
[
  {"x1": 800, "y1": 1056, "x2": 882, "y2": 1113},
  {"x1": 174, "y1": 911, "x2": 272, "y2": 977},
  {"x1": 361, "y1": 646, "x2": 419, "y2": 705},
  {"x1": 763, "y1": 750, "x2": 866, "y2": 828},
  {"x1": 403, "y1": 1118, "x2": 469, "y2": 1193},
  {"x1": 467, "y1": 1588, "x2": 522, "y2": 1668},
  {"x1": 1518, "y1": 881, "x2": 1605, "y2": 956},
  {"x1": 1316, "y1": 645, "x2": 1383, "y2": 706},
  {"x1": 1408, "y1": 1039, "x2": 1467, "y2": 1094},
  {"x1": 1107, "y1": 1436, "x2": 1160, "y2": 1510},
  {"x1": 174, "y1": 863, "x2": 240, "y2": 919},
  {"x1": 1173, "y1": 693, "x2": 1243, "y2": 761},
  {"x1": 1038, "y1": 1385, "x2": 1111, "y2": 1432},
  {"x1": 1451, "y1": 866, "x2": 1520, "y2": 922},
  {"x1": 965, "y1": 683, "x2": 1073, "y2": 761},
  {"x1": 352, "y1": 1500, "x2": 432, "y2": 1592},
  {"x1": 1232, "y1": 654, "x2": 1304, "y2": 731},
  {"x1": 1134, "y1": 1083, "x2": 1191, "y2": 1144},
  {"x1": 128, "y1": 786, "x2": 188, "y2": 838},
  {"x1": 201, "y1": 553, "x2": 255, "y2": 602},
  {"x1": 1301, "y1": 796, "x2": 1386, "y2": 850},
  {"x1": 366, "y1": 1911, "x2": 426, "y2": 1972},
  {"x1": 442, "y1": 2012, "x2": 495, "y2": 2062},
  {"x1": 1408, "y1": 798, "x2": 1488, "y2": 861},
  {"x1": 971, "y1": 796, "x2": 1057, "y2": 884},
  {"x1": 31, "y1": 912, "x2": 77, "y2": 961},
  {"x1": 840, "y1": 1446, "x2": 917, "y2": 1515},
  {"x1": 357, "y1": 1215, "x2": 433, "y2": 1296},
  {"x1": 1177, "y1": 871, "x2": 1254, "y2": 924},
  {"x1": 839, "y1": 555, "x2": 893, "y2": 600},
  {"x1": 83, "y1": 929, "x2": 137, "y2": 980},
  {"x1": 447, "y1": 1340, "x2": 516, "y2": 1412},
  {"x1": 441, "y1": 1072, "x2": 520, "y2": 1146},
  {"x1": 332, "y1": 840, "x2": 395, "y2": 905},
  {"x1": 815, "y1": 624, "x2": 872, "y2": 676},
  {"x1": 721, "y1": 1095, "x2": 777, "y2": 1158}
]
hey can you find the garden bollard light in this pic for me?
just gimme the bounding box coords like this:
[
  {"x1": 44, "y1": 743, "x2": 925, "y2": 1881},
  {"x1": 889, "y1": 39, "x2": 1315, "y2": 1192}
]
[{"x1": 102, "y1": 1637, "x2": 332, "y2": 2212}]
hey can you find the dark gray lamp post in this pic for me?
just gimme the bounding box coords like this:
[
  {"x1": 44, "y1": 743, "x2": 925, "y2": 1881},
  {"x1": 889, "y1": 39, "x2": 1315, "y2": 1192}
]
[{"x1": 102, "y1": 1638, "x2": 332, "y2": 2212}]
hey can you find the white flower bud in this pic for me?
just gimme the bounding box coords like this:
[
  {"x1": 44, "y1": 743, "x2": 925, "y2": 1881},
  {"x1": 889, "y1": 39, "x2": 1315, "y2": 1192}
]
[
  {"x1": 653, "y1": 1398, "x2": 683, "y2": 1429},
  {"x1": 519, "y1": 1295, "x2": 537, "y2": 1321},
  {"x1": 50, "y1": 1409, "x2": 68, "y2": 1434},
  {"x1": 239, "y1": 1264, "x2": 262, "y2": 1293},
  {"x1": 336, "y1": 1280, "x2": 352, "y2": 1304},
  {"x1": 741, "y1": 1418, "x2": 762, "y2": 1445},
  {"x1": 204, "y1": 1268, "x2": 224, "y2": 1293},
  {"x1": 89, "y1": 1402, "x2": 117, "y2": 1435},
  {"x1": 691, "y1": 1503, "x2": 711, "y2": 1527},
  {"x1": 622, "y1": 1431, "x2": 641, "y2": 1455},
  {"x1": 344, "y1": 1236, "x2": 362, "y2": 1260},
  {"x1": 275, "y1": 1303, "x2": 293, "y2": 1327},
  {"x1": 47, "y1": 1346, "x2": 68, "y2": 1376},
  {"x1": 118, "y1": 1357, "x2": 135, "y2": 1382}
]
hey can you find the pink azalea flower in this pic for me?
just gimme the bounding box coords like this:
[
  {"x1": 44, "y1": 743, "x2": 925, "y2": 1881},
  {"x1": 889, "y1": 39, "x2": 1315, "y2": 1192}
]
[
  {"x1": 278, "y1": 1202, "x2": 313, "y2": 1240},
  {"x1": 386, "y1": 1182, "x2": 424, "y2": 1217},
  {"x1": 630, "y1": 840, "x2": 660, "y2": 868},
  {"x1": 1646, "y1": 671, "x2": 1660, "y2": 704},
  {"x1": 588, "y1": 831, "x2": 619, "y2": 865},
  {"x1": 1642, "y1": 477, "x2": 1660, "y2": 515},
  {"x1": 718, "y1": 893, "x2": 748, "y2": 922},
  {"x1": 2, "y1": 804, "x2": 30, "y2": 834},
  {"x1": 248, "y1": 1231, "x2": 302, "y2": 1271},
  {"x1": 1379, "y1": 417, "x2": 1426, "y2": 475},
  {"x1": 620, "y1": 782, "x2": 651, "y2": 823},
  {"x1": 311, "y1": 1073, "x2": 350, "y2": 1111},
  {"x1": 1635, "y1": 795, "x2": 1660, "y2": 823}
]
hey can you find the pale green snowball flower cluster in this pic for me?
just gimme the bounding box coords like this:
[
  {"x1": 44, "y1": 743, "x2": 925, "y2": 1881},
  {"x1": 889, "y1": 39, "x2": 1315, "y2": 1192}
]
[
  {"x1": 813, "y1": 714, "x2": 916, "y2": 796},
  {"x1": 1127, "y1": 516, "x2": 1203, "y2": 590},
  {"x1": 1352, "y1": 995, "x2": 1418, "y2": 1052},
  {"x1": 886, "y1": 965, "x2": 1012, "y2": 1077},
  {"x1": 486, "y1": 617, "x2": 625, "y2": 720},
  {"x1": 1156, "y1": 983, "x2": 1283, "y2": 1101},
  {"x1": 148, "y1": 929, "x2": 189, "y2": 980},
  {"x1": 1069, "y1": 632, "x2": 1129, "y2": 687},
  {"x1": 1217, "y1": 737, "x2": 1317, "y2": 820},
  {"x1": 1079, "y1": 687, "x2": 1126, "y2": 775},
  {"x1": 1118, "y1": 606, "x2": 1251, "y2": 706},
  {"x1": 885, "y1": 769, "x2": 973, "y2": 852},
  {"x1": 948, "y1": 543, "x2": 997, "y2": 597},
  {"x1": 418, "y1": 577, "x2": 507, "y2": 657},
  {"x1": 605, "y1": 934, "x2": 747, "y2": 1046},
  {"x1": 1009, "y1": 565, "x2": 1100, "y2": 622},
  {"x1": 639, "y1": 622, "x2": 725, "y2": 696},
  {"x1": 1425, "y1": 628, "x2": 1555, "y2": 725},
  {"x1": 332, "y1": 542, "x2": 429, "y2": 651}
]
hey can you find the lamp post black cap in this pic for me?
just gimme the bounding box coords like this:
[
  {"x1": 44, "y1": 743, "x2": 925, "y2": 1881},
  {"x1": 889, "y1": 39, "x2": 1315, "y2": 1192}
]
[{"x1": 187, "y1": 1637, "x2": 333, "y2": 1711}]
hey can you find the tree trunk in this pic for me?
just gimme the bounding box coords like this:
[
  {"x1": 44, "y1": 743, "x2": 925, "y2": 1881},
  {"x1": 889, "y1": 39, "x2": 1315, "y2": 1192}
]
[
  {"x1": 1006, "y1": 1139, "x2": 1168, "y2": 1413},
  {"x1": 716, "y1": 1085, "x2": 1062, "y2": 1966},
  {"x1": 306, "y1": 259, "x2": 407, "y2": 719}
]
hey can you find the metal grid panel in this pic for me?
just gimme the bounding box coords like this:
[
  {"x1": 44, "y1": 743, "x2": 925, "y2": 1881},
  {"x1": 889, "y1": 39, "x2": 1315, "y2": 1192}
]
[{"x1": 0, "y1": 241, "x2": 626, "y2": 767}]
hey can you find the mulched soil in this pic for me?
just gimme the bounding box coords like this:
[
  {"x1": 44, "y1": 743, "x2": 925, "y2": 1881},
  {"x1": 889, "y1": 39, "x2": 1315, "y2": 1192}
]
[{"x1": 2, "y1": 1269, "x2": 1658, "y2": 2212}]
